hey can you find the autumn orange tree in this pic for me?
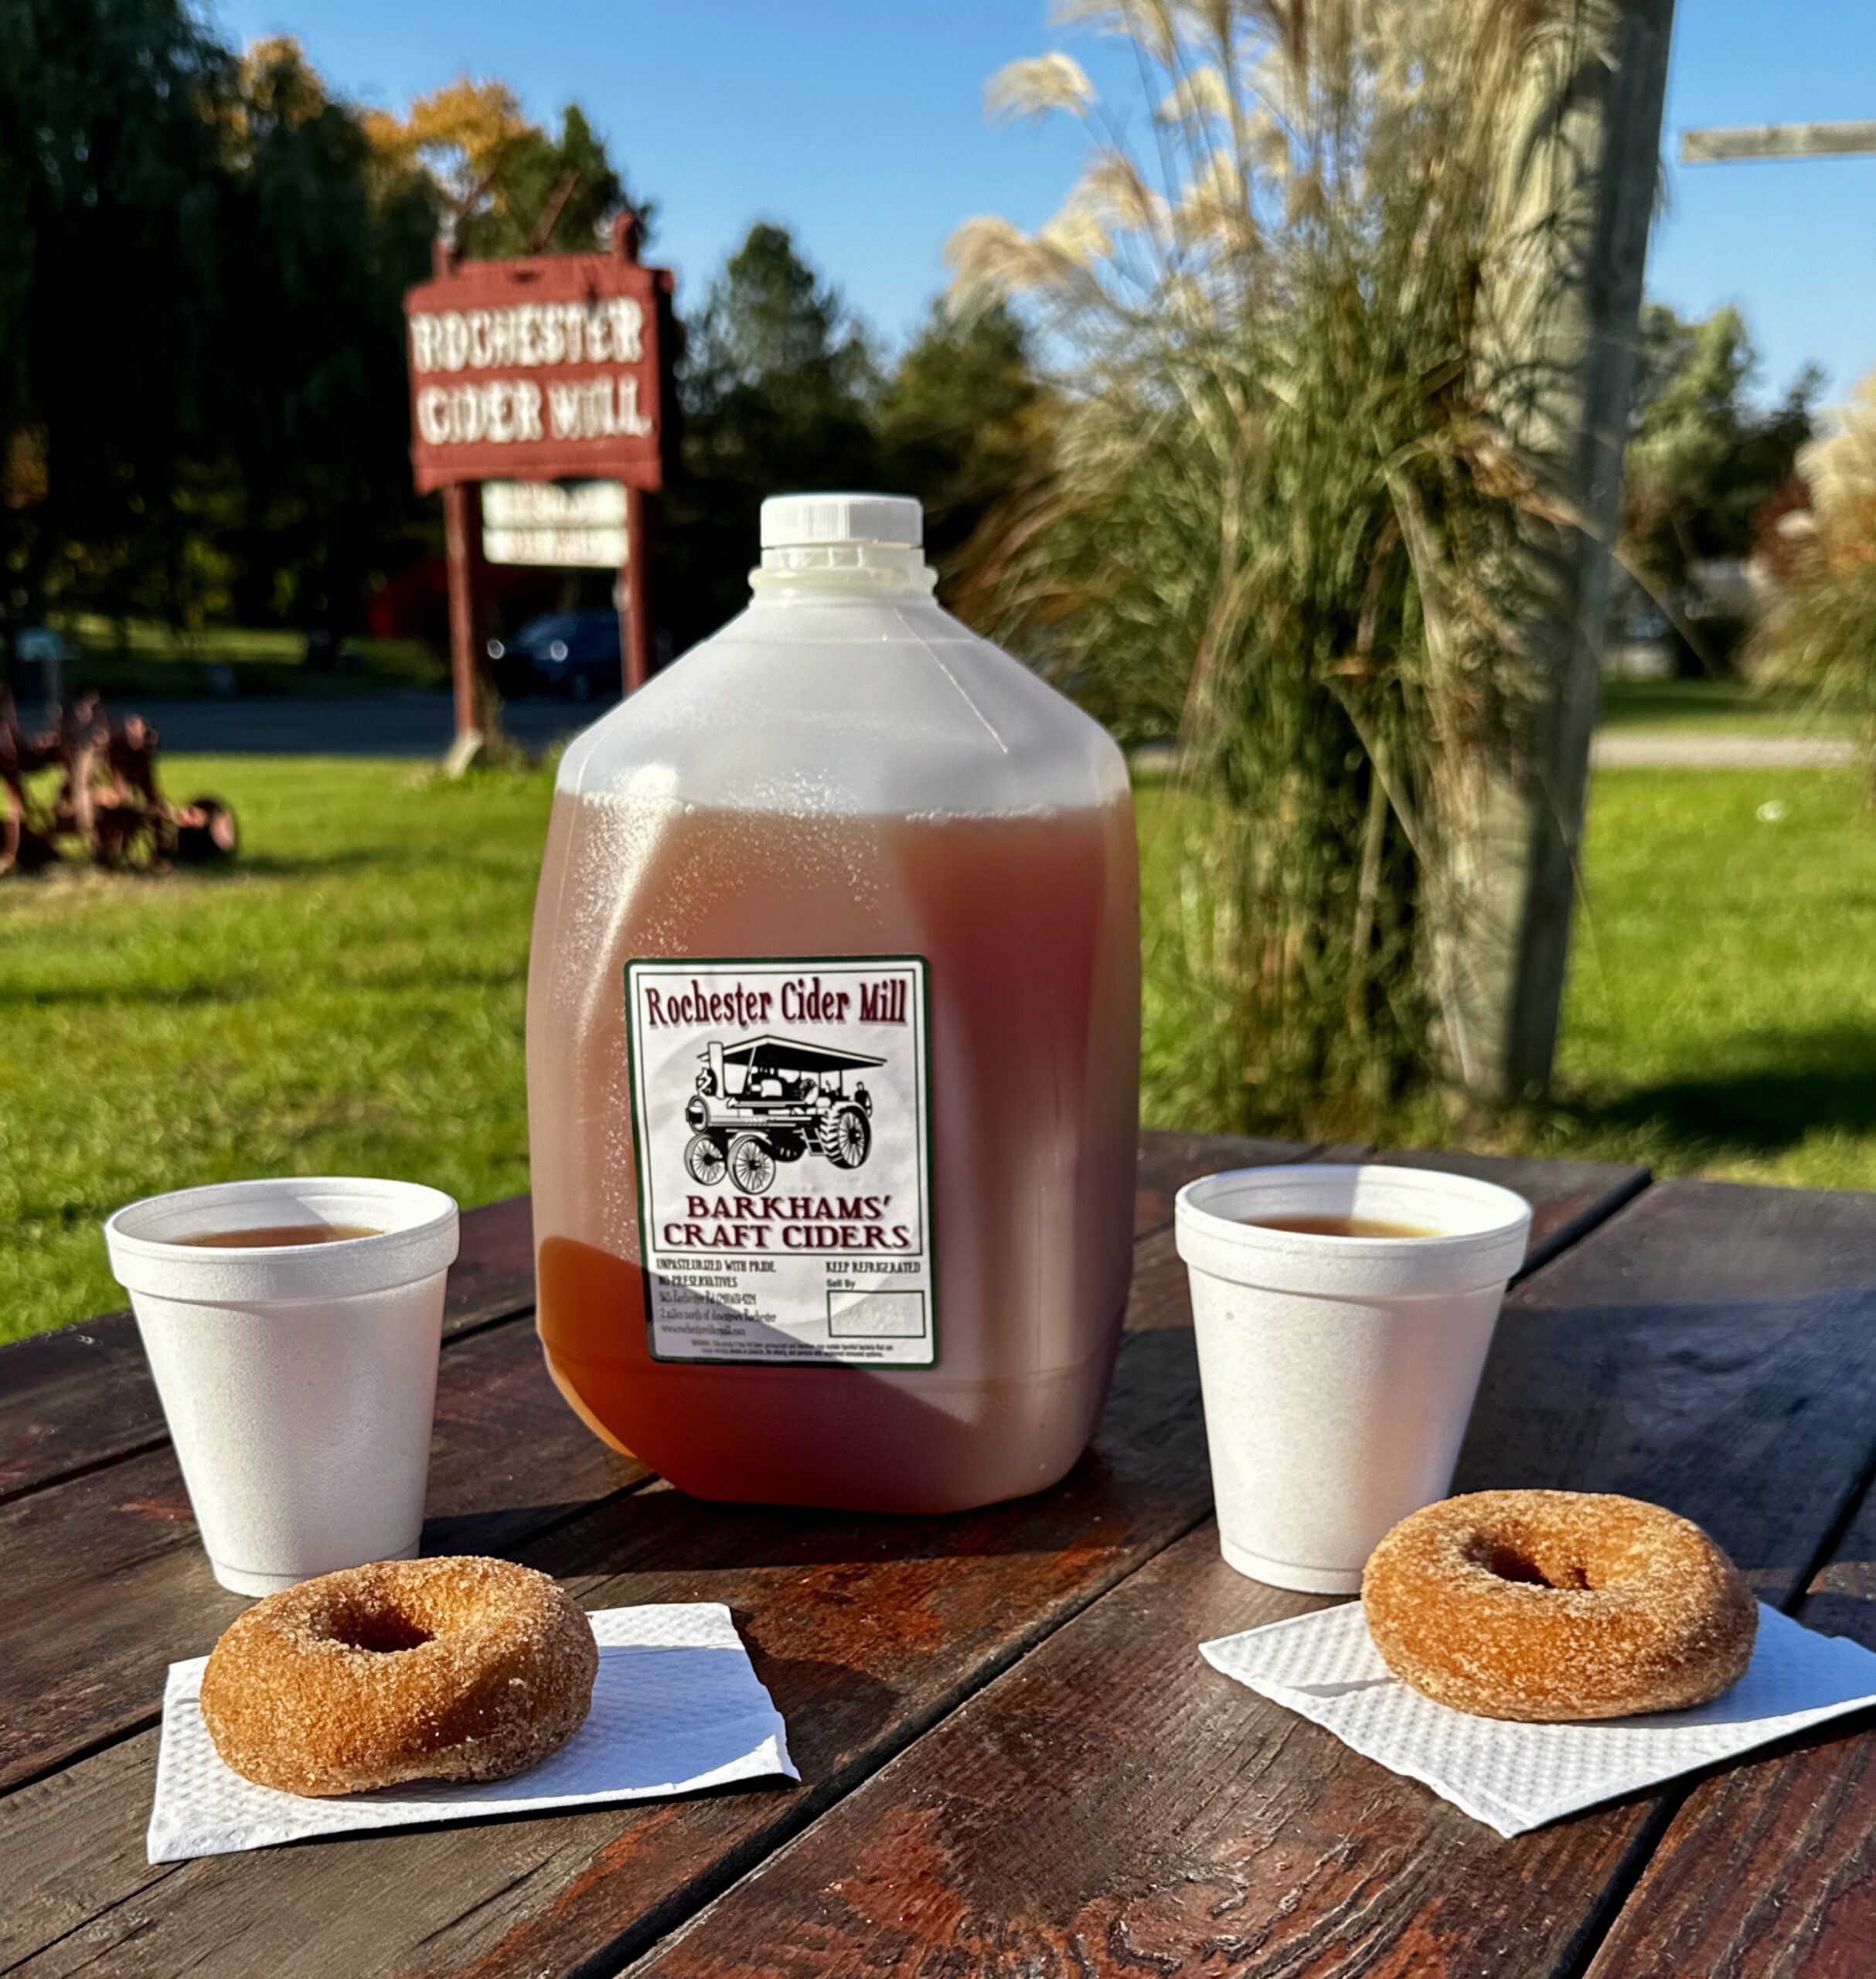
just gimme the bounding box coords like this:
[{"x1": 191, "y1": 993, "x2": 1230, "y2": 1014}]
[
  {"x1": 1, "y1": 9, "x2": 659, "y2": 651},
  {"x1": 364, "y1": 79, "x2": 651, "y2": 258}
]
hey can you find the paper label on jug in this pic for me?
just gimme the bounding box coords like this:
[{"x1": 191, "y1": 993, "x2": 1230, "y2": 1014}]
[{"x1": 625, "y1": 956, "x2": 936, "y2": 1366}]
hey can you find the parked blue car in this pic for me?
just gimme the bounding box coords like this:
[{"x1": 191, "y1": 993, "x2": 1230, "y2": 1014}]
[{"x1": 486, "y1": 610, "x2": 622, "y2": 701}]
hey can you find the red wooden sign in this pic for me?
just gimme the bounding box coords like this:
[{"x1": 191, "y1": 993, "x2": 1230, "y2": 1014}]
[{"x1": 403, "y1": 223, "x2": 672, "y2": 496}]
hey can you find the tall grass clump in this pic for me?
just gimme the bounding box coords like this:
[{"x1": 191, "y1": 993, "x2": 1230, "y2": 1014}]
[
  {"x1": 1753, "y1": 371, "x2": 1876, "y2": 806},
  {"x1": 948, "y1": 0, "x2": 1573, "y2": 1138}
]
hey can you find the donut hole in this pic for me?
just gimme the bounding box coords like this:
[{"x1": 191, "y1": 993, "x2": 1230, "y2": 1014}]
[
  {"x1": 324, "y1": 1606, "x2": 436, "y2": 1654},
  {"x1": 1466, "y1": 1536, "x2": 1593, "y2": 1591}
]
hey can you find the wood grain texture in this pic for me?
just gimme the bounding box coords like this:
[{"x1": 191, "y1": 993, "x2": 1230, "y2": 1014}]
[
  {"x1": 0, "y1": 1194, "x2": 539, "y2": 1507},
  {"x1": 635, "y1": 1528, "x2": 1655, "y2": 1979},
  {"x1": 1580, "y1": 1452, "x2": 1876, "y2": 1974},
  {"x1": 1367, "y1": 1146, "x2": 1649, "y2": 1275},
  {"x1": 1125, "y1": 1148, "x2": 1645, "y2": 1336},
  {"x1": 0, "y1": 1310, "x2": 642, "y2": 1793},
  {"x1": 1132, "y1": 1129, "x2": 1316, "y2": 1237},
  {"x1": 628, "y1": 1177, "x2": 1876, "y2": 1979},
  {"x1": 2, "y1": 1267, "x2": 1213, "y2": 1978},
  {"x1": 0, "y1": 1147, "x2": 1651, "y2": 1978},
  {"x1": 1453, "y1": 1180, "x2": 1876, "y2": 1586}
]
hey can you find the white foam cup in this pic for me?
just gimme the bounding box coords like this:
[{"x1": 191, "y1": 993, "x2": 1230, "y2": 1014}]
[
  {"x1": 1174, "y1": 1164, "x2": 1531, "y2": 1595},
  {"x1": 103, "y1": 1177, "x2": 459, "y2": 1597}
]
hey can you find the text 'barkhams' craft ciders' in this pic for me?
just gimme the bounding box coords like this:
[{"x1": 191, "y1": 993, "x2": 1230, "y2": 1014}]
[{"x1": 526, "y1": 492, "x2": 1140, "y2": 1511}]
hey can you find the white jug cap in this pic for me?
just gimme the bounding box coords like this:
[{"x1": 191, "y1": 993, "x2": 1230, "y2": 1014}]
[{"x1": 760, "y1": 492, "x2": 923, "y2": 550}]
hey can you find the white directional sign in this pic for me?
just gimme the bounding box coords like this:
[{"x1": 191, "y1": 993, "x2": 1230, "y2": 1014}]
[{"x1": 482, "y1": 480, "x2": 628, "y2": 567}]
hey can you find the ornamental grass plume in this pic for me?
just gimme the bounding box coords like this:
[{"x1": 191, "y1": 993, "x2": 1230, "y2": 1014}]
[
  {"x1": 946, "y1": 0, "x2": 1577, "y2": 1136},
  {"x1": 1753, "y1": 372, "x2": 1876, "y2": 806}
]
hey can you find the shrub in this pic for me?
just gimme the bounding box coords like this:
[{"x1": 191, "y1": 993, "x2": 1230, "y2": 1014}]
[
  {"x1": 1752, "y1": 371, "x2": 1876, "y2": 806},
  {"x1": 948, "y1": 0, "x2": 1572, "y2": 1136}
]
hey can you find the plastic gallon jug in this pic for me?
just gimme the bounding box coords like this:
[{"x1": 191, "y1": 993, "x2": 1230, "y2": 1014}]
[{"x1": 525, "y1": 492, "x2": 1140, "y2": 1512}]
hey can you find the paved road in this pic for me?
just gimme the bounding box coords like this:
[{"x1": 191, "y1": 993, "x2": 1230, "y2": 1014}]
[
  {"x1": 15, "y1": 693, "x2": 606, "y2": 758},
  {"x1": 1591, "y1": 731, "x2": 1856, "y2": 768},
  {"x1": 21, "y1": 697, "x2": 1857, "y2": 769}
]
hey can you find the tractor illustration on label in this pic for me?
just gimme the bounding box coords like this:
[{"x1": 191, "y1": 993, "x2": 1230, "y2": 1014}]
[{"x1": 683, "y1": 1034, "x2": 882, "y2": 1194}]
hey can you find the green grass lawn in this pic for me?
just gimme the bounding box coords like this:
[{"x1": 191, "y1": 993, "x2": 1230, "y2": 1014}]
[
  {"x1": 0, "y1": 758, "x2": 553, "y2": 1340},
  {"x1": 3, "y1": 752, "x2": 1874, "y2": 1341},
  {"x1": 1597, "y1": 676, "x2": 1854, "y2": 738},
  {"x1": 1549, "y1": 767, "x2": 1876, "y2": 1190}
]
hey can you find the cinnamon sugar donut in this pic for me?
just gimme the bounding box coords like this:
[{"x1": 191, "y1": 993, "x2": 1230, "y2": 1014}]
[
  {"x1": 200, "y1": 1556, "x2": 598, "y2": 1795},
  {"x1": 1362, "y1": 1490, "x2": 1756, "y2": 1721}
]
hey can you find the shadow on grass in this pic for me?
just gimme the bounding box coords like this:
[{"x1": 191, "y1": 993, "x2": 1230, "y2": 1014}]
[
  {"x1": 4, "y1": 963, "x2": 523, "y2": 1010},
  {"x1": 0, "y1": 847, "x2": 433, "y2": 887},
  {"x1": 192, "y1": 848, "x2": 438, "y2": 879},
  {"x1": 208, "y1": 842, "x2": 543, "y2": 881},
  {"x1": 1564, "y1": 1024, "x2": 1876, "y2": 1164}
]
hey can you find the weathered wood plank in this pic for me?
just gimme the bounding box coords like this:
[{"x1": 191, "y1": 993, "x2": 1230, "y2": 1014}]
[
  {"x1": 1124, "y1": 1148, "x2": 1646, "y2": 1334},
  {"x1": 0, "y1": 1134, "x2": 1275, "y2": 1797},
  {"x1": 636, "y1": 1528, "x2": 1642, "y2": 1979},
  {"x1": 0, "y1": 1309, "x2": 642, "y2": 1793},
  {"x1": 0, "y1": 1148, "x2": 1238, "y2": 1797},
  {"x1": 1455, "y1": 1180, "x2": 1876, "y2": 1591},
  {"x1": 0, "y1": 1118, "x2": 1259, "y2": 1512},
  {"x1": 1132, "y1": 1128, "x2": 1316, "y2": 1236},
  {"x1": 2, "y1": 1254, "x2": 1214, "y2": 1978},
  {"x1": 0, "y1": 1193, "x2": 539, "y2": 1507},
  {"x1": 1683, "y1": 119, "x2": 1876, "y2": 163},
  {"x1": 626, "y1": 1178, "x2": 1876, "y2": 1979},
  {"x1": 1578, "y1": 1456, "x2": 1876, "y2": 1974},
  {"x1": 1, "y1": 1147, "x2": 1646, "y2": 1975},
  {"x1": 1369, "y1": 1146, "x2": 1649, "y2": 1275}
]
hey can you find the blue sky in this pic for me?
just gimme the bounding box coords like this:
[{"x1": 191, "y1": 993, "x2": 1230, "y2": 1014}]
[{"x1": 213, "y1": 0, "x2": 1876, "y2": 404}]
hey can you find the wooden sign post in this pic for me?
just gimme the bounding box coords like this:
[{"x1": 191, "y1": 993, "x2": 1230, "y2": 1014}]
[{"x1": 403, "y1": 214, "x2": 674, "y2": 737}]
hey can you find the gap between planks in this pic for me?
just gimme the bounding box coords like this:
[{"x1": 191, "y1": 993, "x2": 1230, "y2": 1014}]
[
  {"x1": 0, "y1": 1474, "x2": 657, "y2": 1806},
  {"x1": 619, "y1": 1174, "x2": 1876, "y2": 1979},
  {"x1": 0, "y1": 1144, "x2": 1647, "y2": 1979},
  {"x1": 0, "y1": 1133, "x2": 1318, "y2": 1514},
  {"x1": 1553, "y1": 1355, "x2": 1876, "y2": 1979},
  {"x1": 528, "y1": 1161, "x2": 1657, "y2": 1979}
]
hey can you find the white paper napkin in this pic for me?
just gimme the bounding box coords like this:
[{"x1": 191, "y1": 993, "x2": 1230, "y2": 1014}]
[
  {"x1": 148, "y1": 1602, "x2": 796, "y2": 1862},
  {"x1": 1202, "y1": 1600, "x2": 1876, "y2": 1837}
]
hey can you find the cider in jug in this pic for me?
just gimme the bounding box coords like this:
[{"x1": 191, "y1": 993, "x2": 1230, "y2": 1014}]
[{"x1": 526, "y1": 493, "x2": 1139, "y2": 1512}]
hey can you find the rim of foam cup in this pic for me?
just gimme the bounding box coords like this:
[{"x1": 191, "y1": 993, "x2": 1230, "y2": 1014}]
[
  {"x1": 1173, "y1": 1164, "x2": 1532, "y2": 1297},
  {"x1": 104, "y1": 1177, "x2": 460, "y2": 1303}
]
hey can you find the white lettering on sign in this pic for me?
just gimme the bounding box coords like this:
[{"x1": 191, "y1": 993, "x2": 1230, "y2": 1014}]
[
  {"x1": 410, "y1": 299, "x2": 645, "y2": 374},
  {"x1": 482, "y1": 480, "x2": 628, "y2": 529},
  {"x1": 415, "y1": 379, "x2": 553, "y2": 447},
  {"x1": 483, "y1": 524, "x2": 628, "y2": 568},
  {"x1": 546, "y1": 376, "x2": 652, "y2": 441}
]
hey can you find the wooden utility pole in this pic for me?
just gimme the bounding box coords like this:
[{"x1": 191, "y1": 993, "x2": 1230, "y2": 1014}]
[{"x1": 1442, "y1": 0, "x2": 1677, "y2": 1104}]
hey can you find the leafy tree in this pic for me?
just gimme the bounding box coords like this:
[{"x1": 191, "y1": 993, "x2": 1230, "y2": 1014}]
[
  {"x1": 209, "y1": 39, "x2": 439, "y2": 635},
  {"x1": 878, "y1": 299, "x2": 1053, "y2": 598},
  {"x1": 1619, "y1": 302, "x2": 1816, "y2": 640},
  {"x1": 365, "y1": 83, "x2": 650, "y2": 255},
  {"x1": 1753, "y1": 371, "x2": 1876, "y2": 803},
  {"x1": 2, "y1": 17, "x2": 660, "y2": 652},
  {"x1": 662, "y1": 223, "x2": 882, "y2": 647},
  {"x1": 945, "y1": 0, "x2": 1606, "y2": 1130},
  {"x1": 0, "y1": 0, "x2": 236, "y2": 635}
]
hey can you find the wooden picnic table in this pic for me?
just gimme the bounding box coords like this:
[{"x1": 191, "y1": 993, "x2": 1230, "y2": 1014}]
[{"x1": 6, "y1": 1129, "x2": 1876, "y2": 1977}]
